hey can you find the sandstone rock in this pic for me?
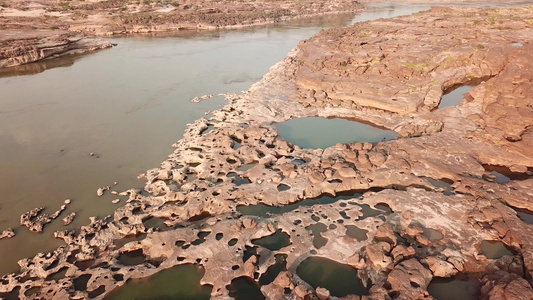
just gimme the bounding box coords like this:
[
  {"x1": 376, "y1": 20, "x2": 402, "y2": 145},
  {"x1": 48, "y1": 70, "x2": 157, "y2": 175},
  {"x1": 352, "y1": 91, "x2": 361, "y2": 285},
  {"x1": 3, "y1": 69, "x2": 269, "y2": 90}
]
[
  {"x1": 157, "y1": 170, "x2": 171, "y2": 180},
  {"x1": 242, "y1": 218, "x2": 257, "y2": 229},
  {"x1": 316, "y1": 287, "x2": 330, "y2": 300},
  {"x1": 309, "y1": 171, "x2": 326, "y2": 184},
  {"x1": 267, "y1": 223, "x2": 276, "y2": 233},
  {"x1": 243, "y1": 255, "x2": 257, "y2": 277},
  {"x1": 338, "y1": 167, "x2": 357, "y2": 178},
  {"x1": 374, "y1": 223, "x2": 396, "y2": 245},
  {"x1": 273, "y1": 271, "x2": 292, "y2": 288},
  {"x1": 391, "y1": 245, "x2": 415, "y2": 262},
  {"x1": 294, "y1": 284, "x2": 310, "y2": 299},
  {"x1": 20, "y1": 202, "x2": 70, "y2": 233},
  {"x1": 62, "y1": 212, "x2": 76, "y2": 226},
  {"x1": 405, "y1": 222, "x2": 424, "y2": 237},
  {"x1": 482, "y1": 271, "x2": 533, "y2": 300},
  {"x1": 368, "y1": 151, "x2": 386, "y2": 167},
  {"x1": 0, "y1": 228, "x2": 15, "y2": 240},
  {"x1": 365, "y1": 242, "x2": 392, "y2": 269},
  {"x1": 0, "y1": 31, "x2": 113, "y2": 69},
  {"x1": 387, "y1": 259, "x2": 433, "y2": 298},
  {"x1": 426, "y1": 256, "x2": 457, "y2": 277}
]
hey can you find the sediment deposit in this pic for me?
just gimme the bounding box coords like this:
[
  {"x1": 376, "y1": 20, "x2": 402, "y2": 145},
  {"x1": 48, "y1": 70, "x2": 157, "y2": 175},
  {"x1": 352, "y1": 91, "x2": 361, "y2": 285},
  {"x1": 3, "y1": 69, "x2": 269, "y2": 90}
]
[{"x1": 1, "y1": 4, "x2": 533, "y2": 300}]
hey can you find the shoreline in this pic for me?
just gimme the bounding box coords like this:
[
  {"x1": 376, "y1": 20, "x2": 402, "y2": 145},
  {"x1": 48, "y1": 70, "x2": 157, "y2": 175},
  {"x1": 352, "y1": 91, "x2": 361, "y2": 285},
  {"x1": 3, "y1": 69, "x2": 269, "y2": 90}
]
[
  {"x1": 1, "y1": 3, "x2": 532, "y2": 299},
  {"x1": 0, "y1": 0, "x2": 364, "y2": 69}
]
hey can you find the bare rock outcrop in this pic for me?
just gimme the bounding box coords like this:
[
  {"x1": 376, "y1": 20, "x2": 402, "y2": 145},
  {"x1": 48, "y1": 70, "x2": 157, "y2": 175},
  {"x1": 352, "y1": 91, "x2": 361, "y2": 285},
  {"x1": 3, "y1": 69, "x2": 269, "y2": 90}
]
[
  {"x1": 20, "y1": 200, "x2": 72, "y2": 233},
  {"x1": 0, "y1": 31, "x2": 112, "y2": 69},
  {"x1": 0, "y1": 0, "x2": 362, "y2": 69},
  {"x1": 0, "y1": 228, "x2": 15, "y2": 240},
  {"x1": 1, "y1": 4, "x2": 533, "y2": 300}
]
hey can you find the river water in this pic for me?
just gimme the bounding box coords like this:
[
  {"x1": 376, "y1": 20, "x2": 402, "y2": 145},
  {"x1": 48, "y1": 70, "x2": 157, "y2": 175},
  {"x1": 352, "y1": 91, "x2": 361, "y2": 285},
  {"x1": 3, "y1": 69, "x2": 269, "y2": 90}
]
[{"x1": 0, "y1": 1, "x2": 528, "y2": 278}]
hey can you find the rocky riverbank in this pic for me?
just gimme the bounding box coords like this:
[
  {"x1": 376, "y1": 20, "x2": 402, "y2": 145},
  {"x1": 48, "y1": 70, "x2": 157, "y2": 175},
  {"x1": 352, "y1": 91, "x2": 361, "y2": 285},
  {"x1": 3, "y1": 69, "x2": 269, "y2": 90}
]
[
  {"x1": 0, "y1": 30, "x2": 112, "y2": 68},
  {"x1": 1, "y1": 3, "x2": 533, "y2": 300},
  {"x1": 0, "y1": 0, "x2": 362, "y2": 68}
]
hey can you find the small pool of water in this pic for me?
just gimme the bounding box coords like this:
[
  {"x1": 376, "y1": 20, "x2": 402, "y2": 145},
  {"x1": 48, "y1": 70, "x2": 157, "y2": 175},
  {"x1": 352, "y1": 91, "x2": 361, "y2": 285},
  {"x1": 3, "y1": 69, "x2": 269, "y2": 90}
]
[
  {"x1": 422, "y1": 228, "x2": 444, "y2": 241},
  {"x1": 305, "y1": 222, "x2": 328, "y2": 249},
  {"x1": 275, "y1": 117, "x2": 397, "y2": 149},
  {"x1": 252, "y1": 229, "x2": 291, "y2": 251},
  {"x1": 118, "y1": 249, "x2": 146, "y2": 266},
  {"x1": 105, "y1": 264, "x2": 211, "y2": 300},
  {"x1": 74, "y1": 274, "x2": 92, "y2": 291},
  {"x1": 237, "y1": 163, "x2": 256, "y2": 172},
  {"x1": 483, "y1": 164, "x2": 531, "y2": 183},
  {"x1": 143, "y1": 217, "x2": 167, "y2": 229},
  {"x1": 296, "y1": 257, "x2": 370, "y2": 297},
  {"x1": 420, "y1": 177, "x2": 454, "y2": 195},
  {"x1": 46, "y1": 266, "x2": 69, "y2": 281},
  {"x1": 516, "y1": 208, "x2": 533, "y2": 224},
  {"x1": 227, "y1": 277, "x2": 265, "y2": 300},
  {"x1": 348, "y1": 202, "x2": 388, "y2": 220},
  {"x1": 344, "y1": 225, "x2": 368, "y2": 241},
  {"x1": 114, "y1": 233, "x2": 147, "y2": 248},
  {"x1": 489, "y1": 171, "x2": 510, "y2": 184},
  {"x1": 480, "y1": 240, "x2": 516, "y2": 259},
  {"x1": 427, "y1": 276, "x2": 480, "y2": 300},
  {"x1": 438, "y1": 85, "x2": 472, "y2": 109},
  {"x1": 24, "y1": 287, "x2": 40, "y2": 297},
  {"x1": 259, "y1": 254, "x2": 287, "y2": 286}
]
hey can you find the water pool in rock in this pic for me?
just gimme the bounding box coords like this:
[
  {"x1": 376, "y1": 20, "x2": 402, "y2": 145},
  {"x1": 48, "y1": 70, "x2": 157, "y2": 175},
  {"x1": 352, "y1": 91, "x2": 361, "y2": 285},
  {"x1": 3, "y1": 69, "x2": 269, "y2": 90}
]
[
  {"x1": 438, "y1": 85, "x2": 473, "y2": 109},
  {"x1": 427, "y1": 276, "x2": 480, "y2": 300},
  {"x1": 480, "y1": 240, "x2": 516, "y2": 259},
  {"x1": 483, "y1": 164, "x2": 532, "y2": 183},
  {"x1": 516, "y1": 209, "x2": 533, "y2": 224},
  {"x1": 345, "y1": 225, "x2": 368, "y2": 241},
  {"x1": 275, "y1": 117, "x2": 397, "y2": 149},
  {"x1": 296, "y1": 256, "x2": 370, "y2": 297},
  {"x1": 251, "y1": 229, "x2": 291, "y2": 251},
  {"x1": 105, "y1": 264, "x2": 211, "y2": 300},
  {"x1": 227, "y1": 277, "x2": 265, "y2": 300},
  {"x1": 422, "y1": 227, "x2": 444, "y2": 241}
]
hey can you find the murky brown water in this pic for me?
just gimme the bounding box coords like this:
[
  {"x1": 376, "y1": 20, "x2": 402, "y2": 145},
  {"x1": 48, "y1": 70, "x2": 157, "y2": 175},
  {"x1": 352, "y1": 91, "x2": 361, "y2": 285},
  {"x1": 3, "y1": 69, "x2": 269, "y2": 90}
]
[{"x1": 0, "y1": 0, "x2": 529, "y2": 278}]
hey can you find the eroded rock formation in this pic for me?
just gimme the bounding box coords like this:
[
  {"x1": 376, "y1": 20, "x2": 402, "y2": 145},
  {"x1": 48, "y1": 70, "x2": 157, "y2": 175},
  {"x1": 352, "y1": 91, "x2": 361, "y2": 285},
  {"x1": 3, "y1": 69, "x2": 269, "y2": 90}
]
[
  {"x1": 1, "y1": 4, "x2": 532, "y2": 300},
  {"x1": 0, "y1": 31, "x2": 112, "y2": 69}
]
